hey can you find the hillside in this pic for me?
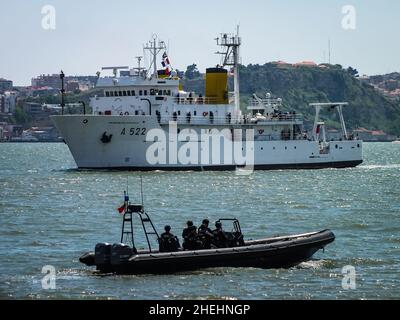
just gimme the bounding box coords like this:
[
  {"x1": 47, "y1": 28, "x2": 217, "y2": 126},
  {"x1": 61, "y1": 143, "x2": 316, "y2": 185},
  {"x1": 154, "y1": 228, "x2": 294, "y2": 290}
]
[{"x1": 183, "y1": 63, "x2": 400, "y2": 135}]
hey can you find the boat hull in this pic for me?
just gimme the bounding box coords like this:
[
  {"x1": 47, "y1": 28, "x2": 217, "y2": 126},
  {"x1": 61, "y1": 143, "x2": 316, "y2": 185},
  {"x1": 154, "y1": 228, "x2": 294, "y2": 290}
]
[
  {"x1": 52, "y1": 115, "x2": 363, "y2": 170},
  {"x1": 80, "y1": 229, "x2": 335, "y2": 275}
]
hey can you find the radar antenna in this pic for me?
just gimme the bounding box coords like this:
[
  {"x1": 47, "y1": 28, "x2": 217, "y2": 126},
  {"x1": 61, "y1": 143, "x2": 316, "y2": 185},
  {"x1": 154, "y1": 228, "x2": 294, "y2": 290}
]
[
  {"x1": 101, "y1": 66, "x2": 129, "y2": 77},
  {"x1": 132, "y1": 56, "x2": 145, "y2": 77},
  {"x1": 143, "y1": 35, "x2": 167, "y2": 78}
]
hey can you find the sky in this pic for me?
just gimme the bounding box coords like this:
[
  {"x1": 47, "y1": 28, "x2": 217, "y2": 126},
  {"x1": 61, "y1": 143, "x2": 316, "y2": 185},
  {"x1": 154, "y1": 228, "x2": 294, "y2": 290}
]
[{"x1": 0, "y1": 0, "x2": 399, "y2": 86}]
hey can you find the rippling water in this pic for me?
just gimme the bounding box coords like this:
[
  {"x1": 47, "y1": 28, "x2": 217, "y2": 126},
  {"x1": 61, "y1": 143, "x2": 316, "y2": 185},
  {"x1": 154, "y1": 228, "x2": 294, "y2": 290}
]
[{"x1": 0, "y1": 142, "x2": 399, "y2": 299}]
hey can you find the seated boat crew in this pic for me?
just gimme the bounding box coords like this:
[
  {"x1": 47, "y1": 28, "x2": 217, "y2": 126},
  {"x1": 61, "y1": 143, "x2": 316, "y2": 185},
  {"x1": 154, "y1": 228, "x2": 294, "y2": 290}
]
[
  {"x1": 159, "y1": 225, "x2": 180, "y2": 252},
  {"x1": 182, "y1": 220, "x2": 203, "y2": 250},
  {"x1": 79, "y1": 189, "x2": 336, "y2": 275}
]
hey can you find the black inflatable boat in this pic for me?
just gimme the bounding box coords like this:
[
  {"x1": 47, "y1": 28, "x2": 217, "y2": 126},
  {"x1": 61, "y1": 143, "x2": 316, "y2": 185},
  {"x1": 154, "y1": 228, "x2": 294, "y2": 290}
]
[
  {"x1": 80, "y1": 229, "x2": 335, "y2": 274},
  {"x1": 79, "y1": 201, "x2": 335, "y2": 274}
]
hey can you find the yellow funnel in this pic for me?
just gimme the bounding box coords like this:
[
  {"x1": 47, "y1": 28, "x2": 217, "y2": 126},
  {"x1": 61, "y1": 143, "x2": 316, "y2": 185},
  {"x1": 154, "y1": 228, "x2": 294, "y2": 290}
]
[{"x1": 205, "y1": 68, "x2": 228, "y2": 104}]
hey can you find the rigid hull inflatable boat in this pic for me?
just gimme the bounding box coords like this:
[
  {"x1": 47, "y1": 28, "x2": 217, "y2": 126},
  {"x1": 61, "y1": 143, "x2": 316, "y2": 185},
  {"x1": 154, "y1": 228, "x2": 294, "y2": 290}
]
[
  {"x1": 79, "y1": 198, "x2": 335, "y2": 274},
  {"x1": 80, "y1": 229, "x2": 335, "y2": 274}
]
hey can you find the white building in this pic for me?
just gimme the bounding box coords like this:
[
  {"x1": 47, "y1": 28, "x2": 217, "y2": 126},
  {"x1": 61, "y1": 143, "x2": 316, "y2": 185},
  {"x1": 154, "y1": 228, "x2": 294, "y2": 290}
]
[{"x1": 0, "y1": 91, "x2": 18, "y2": 113}]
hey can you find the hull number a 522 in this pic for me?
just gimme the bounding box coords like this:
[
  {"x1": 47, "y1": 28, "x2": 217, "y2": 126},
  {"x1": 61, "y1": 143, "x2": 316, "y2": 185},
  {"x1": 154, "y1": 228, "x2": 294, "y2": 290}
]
[{"x1": 120, "y1": 128, "x2": 146, "y2": 136}]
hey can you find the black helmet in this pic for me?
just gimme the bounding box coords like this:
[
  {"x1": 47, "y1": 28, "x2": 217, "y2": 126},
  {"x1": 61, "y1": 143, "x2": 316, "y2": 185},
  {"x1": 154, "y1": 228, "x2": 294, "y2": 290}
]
[
  {"x1": 164, "y1": 225, "x2": 171, "y2": 232},
  {"x1": 186, "y1": 220, "x2": 193, "y2": 227},
  {"x1": 215, "y1": 221, "x2": 222, "y2": 228},
  {"x1": 202, "y1": 219, "x2": 209, "y2": 225}
]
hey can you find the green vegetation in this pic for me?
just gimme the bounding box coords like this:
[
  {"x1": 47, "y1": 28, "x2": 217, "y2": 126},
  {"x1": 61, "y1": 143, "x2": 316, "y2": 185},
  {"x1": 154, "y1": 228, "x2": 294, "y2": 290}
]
[
  {"x1": 13, "y1": 105, "x2": 31, "y2": 126},
  {"x1": 183, "y1": 63, "x2": 400, "y2": 135},
  {"x1": 14, "y1": 65, "x2": 400, "y2": 135}
]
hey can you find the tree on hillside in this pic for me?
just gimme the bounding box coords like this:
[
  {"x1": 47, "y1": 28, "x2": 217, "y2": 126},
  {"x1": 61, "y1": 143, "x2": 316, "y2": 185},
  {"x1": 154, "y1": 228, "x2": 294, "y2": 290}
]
[
  {"x1": 185, "y1": 64, "x2": 201, "y2": 80},
  {"x1": 347, "y1": 67, "x2": 359, "y2": 77}
]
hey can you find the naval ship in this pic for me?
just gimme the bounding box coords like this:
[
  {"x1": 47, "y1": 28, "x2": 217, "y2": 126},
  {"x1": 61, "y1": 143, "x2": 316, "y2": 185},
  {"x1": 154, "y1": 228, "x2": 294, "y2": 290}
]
[{"x1": 51, "y1": 31, "x2": 363, "y2": 170}]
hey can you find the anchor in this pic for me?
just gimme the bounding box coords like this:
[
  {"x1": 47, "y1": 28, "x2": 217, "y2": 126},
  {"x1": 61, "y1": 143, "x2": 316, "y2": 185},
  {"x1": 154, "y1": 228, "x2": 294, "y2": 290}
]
[{"x1": 100, "y1": 131, "x2": 113, "y2": 143}]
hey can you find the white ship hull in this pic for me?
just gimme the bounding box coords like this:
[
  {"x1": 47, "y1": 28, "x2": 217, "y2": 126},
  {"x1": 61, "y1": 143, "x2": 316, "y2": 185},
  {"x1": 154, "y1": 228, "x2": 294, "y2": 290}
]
[{"x1": 52, "y1": 115, "x2": 363, "y2": 170}]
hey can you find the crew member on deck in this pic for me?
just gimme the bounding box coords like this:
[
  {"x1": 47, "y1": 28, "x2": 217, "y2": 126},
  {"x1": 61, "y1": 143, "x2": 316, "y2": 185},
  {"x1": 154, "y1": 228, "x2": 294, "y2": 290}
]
[
  {"x1": 182, "y1": 220, "x2": 202, "y2": 250},
  {"x1": 198, "y1": 219, "x2": 213, "y2": 249},
  {"x1": 212, "y1": 221, "x2": 228, "y2": 248},
  {"x1": 159, "y1": 225, "x2": 180, "y2": 252}
]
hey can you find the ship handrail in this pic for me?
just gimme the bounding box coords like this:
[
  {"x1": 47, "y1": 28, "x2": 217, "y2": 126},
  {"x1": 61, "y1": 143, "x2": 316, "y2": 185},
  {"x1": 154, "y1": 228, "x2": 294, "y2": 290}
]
[
  {"x1": 158, "y1": 114, "x2": 303, "y2": 125},
  {"x1": 173, "y1": 97, "x2": 222, "y2": 105}
]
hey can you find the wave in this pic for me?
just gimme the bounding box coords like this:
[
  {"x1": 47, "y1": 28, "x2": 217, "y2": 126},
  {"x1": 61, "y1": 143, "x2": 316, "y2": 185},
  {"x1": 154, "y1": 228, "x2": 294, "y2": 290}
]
[
  {"x1": 297, "y1": 259, "x2": 334, "y2": 269},
  {"x1": 359, "y1": 164, "x2": 400, "y2": 170}
]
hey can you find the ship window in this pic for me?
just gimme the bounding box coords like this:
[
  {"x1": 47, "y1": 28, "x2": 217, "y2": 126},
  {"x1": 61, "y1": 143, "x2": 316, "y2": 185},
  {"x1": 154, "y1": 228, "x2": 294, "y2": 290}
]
[
  {"x1": 144, "y1": 90, "x2": 147, "y2": 95},
  {"x1": 127, "y1": 90, "x2": 131, "y2": 96},
  {"x1": 273, "y1": 147, "x2": 276, "y2": 150},
  {"x1": 114, "y1": 91, "x2": 118, "y2": 96},
  {"x1": 261, "y1": 147, "x2": 263, "y2": 150},
  {"x1": 285, "y1": 146, "x2": 287, "y2": 150},
  {"x1": 139, "y1": 90, "x2": 143, "y2": 96},
  {"x1": 132, "y1": 90, "x2": 135, "y2": 96},
  {"x1": 119, "y1": 91, "x2": 122, "y2": 96},
  {"x1": 178, "y1": 111, "x2": 181, "y2": 115},
  {"x1": 123, "y1": 91, "x2": 127, "y2": 96},
  {"x1": 105, "y1": 91, "x2": 110, "y2": 97},
  {"x1": 194, "y1": 111, "x2": 197, "y2": 116},
  {"x1": 335, "y1": 144, "x2": 338, "y2": 149},
  {"x1": 150, "y1": 89, "x2": 155, "y2": 95},
  {"x1": 135, "y1": 110, "x2": 139, "y2": 115}
]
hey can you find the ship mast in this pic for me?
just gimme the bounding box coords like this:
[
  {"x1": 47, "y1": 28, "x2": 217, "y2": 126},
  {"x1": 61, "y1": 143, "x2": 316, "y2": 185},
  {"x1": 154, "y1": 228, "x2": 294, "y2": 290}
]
[
  {"x1": 144, "y1": 35, "x2": 167, "y2": 78},
  {"x1": 216, "y1": 26, "x2": 242, "y2": 109}
]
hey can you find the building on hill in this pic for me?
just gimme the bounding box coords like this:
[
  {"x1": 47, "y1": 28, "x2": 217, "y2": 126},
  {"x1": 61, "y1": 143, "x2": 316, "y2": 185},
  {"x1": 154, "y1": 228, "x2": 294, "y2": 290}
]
[
  {"x1": 0, "y1": 91, "x2": 18, "y2": 113},
  {"x1": 272, "y1": 61, "x2": 292, "y2": 67},
  {"x1": 0, "y1": 78, "x2": 13, "y2": 93},
  {"x1": 31, "y1": 74, "x2": 61, "y2": 89},
  {"x1": 294, "y1": 61, "x2": 317, "y2": 67},
  {"x1": 353, "y1": 128, "x2": 396, "y2": 142}
]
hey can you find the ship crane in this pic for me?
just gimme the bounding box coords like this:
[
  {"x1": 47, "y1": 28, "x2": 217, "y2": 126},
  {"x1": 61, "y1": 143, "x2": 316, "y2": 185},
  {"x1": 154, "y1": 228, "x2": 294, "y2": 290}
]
[{"x1": 309, "y1": 102, "x2": 349, "y2": 141}]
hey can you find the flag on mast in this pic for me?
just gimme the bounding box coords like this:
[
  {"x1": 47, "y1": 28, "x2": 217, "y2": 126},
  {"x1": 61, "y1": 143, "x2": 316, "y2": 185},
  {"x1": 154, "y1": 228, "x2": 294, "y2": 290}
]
[
  {"x1": 117, "y1": 204, "x2": 126, "y2": 214},
  {"x1": 161, "y1": 52, "x2": 172, "y2": 75}
]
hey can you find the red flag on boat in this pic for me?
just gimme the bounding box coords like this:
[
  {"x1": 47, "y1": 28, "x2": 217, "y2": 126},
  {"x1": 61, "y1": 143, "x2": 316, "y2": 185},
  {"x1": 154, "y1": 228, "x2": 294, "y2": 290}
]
[{"x1": 117, "y1": 204, "x2": 126, "y2": 214}]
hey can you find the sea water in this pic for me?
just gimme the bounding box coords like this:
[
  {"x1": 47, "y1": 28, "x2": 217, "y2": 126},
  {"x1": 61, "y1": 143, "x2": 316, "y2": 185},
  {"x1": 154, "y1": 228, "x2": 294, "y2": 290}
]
[{"x1": 0, "y1": 142, "x2": 399, "y2": 299}]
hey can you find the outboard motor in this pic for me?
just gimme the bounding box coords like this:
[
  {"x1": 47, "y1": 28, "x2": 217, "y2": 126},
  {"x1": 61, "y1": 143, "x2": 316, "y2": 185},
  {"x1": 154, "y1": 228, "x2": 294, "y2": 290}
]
[
  {"x1": 111, "y1": 243, "x2": 134, "y2": 266},
  {"x1": 94, "y1": 243, "x2": 112, "y2": 268}
]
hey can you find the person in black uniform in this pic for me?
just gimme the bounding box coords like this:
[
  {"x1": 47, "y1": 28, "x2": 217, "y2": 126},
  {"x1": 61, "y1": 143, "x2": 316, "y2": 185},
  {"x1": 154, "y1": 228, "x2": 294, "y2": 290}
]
[
  {"x1": 182, "y1": 220, "x2": 202, "y2": 250},
  {"x1": 159, "y1": 225, "x2": 180, "y2": 252},
  {"x1": 212, "y1": 221, "x2": 228, "y2": 248},
  {"x1": 198, "y1": 219, "x2": 213, "y2": 249}
]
